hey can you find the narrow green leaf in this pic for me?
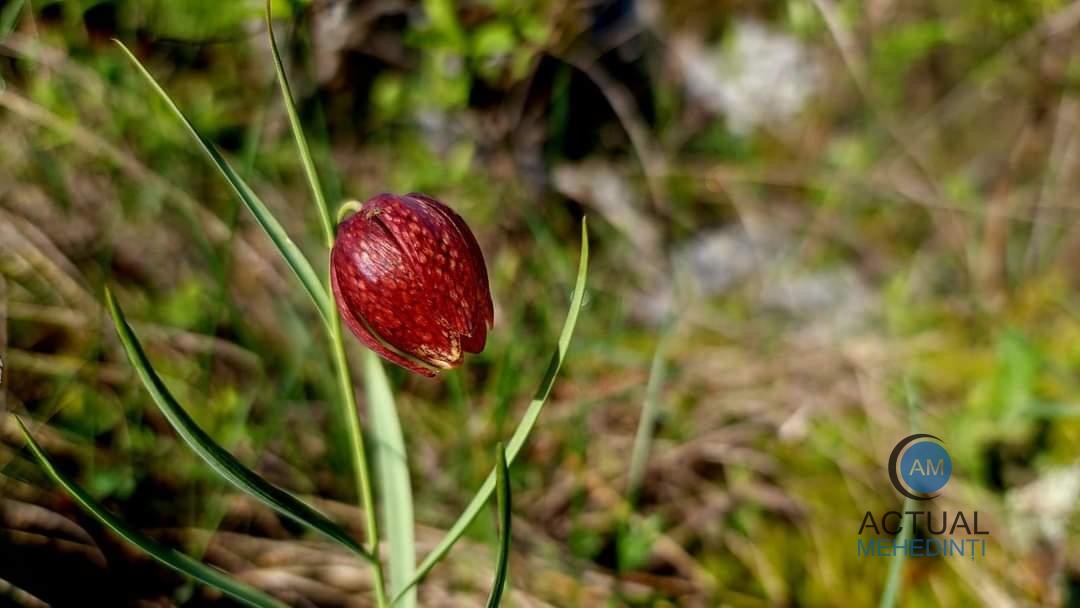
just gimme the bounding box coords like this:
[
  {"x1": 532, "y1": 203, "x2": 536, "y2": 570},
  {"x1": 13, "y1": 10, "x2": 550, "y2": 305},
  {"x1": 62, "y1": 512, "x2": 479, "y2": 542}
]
[
  {"x1": 113, "y1": 40, "x2": 333, "y2": 327},
  {"x1": 485, "y1": 444, "x2": 512, "y2": 608},
  {"x1": 393, "y1": 218, "x2": 589, "y2": 603},
  {"x1": 363, "y1": 349, "x2": 416, "y2": 608},
  {"x1": 16, "y1": 417, "x2": 286, "y2": 608},
  {"x1": 264, "y1": 1, "x2": 333, "y2": 247},
  {"x1": 104, "y1": 288, "x2": 373, "y2": 562}
]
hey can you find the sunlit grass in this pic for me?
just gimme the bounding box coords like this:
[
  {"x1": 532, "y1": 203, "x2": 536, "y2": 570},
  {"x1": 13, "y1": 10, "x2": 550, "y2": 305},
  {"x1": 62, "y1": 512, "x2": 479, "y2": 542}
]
[{"x1": 3, "y1": 1, "x2": 1080, "y2": 606}]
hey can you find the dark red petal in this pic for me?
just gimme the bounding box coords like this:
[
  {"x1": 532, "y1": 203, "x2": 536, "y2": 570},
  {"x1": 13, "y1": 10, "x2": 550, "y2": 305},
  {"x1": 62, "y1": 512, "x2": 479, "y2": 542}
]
[
  {"x1": 334, "y1": 199, "x2": 464, "y2": 368},
  {"x1": 331, "y1": 192, "x2": 496, "y2": 375},
  {"x1": 406, "y1": 193, "x2": 494, "y2": 339},
  {"x1": 375, "y1": 197, "x2": 471, "y2": 356},
  {"x1": 331, "y1": 243, "x2": 438, "y2": 377},
  {"x1": 460, "y1": 320, "x2": 487, "y2": 354}
]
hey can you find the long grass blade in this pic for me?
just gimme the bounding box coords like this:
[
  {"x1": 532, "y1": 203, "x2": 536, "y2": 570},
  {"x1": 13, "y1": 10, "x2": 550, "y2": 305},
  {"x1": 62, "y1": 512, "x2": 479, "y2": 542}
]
[
  {"x1": 16, "y1": 417, "x2": 286, "y2": 608},
  {"x1": 104, "y1": 288, "x2": 373, "y2": 562},
  {"x1": 393, "y1": 218, "x2": 589, "y2": 603},
  {"x1": 880, "y1": 380, "x2": 921, "y2": 608},
  {"x1": 264, "y1": 1, "x2": 333, "y2": 247},
  {"x1": 364, "y1": 349, "x2": 416, "y2": 608},
  {"x1": 113, "y1": 40, "x2": 333, "y2": 327},
  {"x1": 879, "y1": 495, "x2": 913, "y2": 608},
  {"x1": 626, "y1": 324, "x2": 673, "y2": 498},
  {"x1": 484, "y1": 444, "x2": 512, "y2": 608}
]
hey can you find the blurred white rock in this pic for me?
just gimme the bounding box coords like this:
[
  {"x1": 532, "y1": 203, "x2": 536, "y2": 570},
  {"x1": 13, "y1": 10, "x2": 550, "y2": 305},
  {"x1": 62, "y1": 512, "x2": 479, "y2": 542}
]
[
  {"x1": 679, "y1": 227, "x2": 779, "y2": 295},
  {"x1": 671, "y1": 20, "x2": 821, "y2": 135},
  {"x1": 553, "y1": 161, "x2": 661, "y2": 259},
  {"x1": 760, "y1": 268, "x2": 875, "y2": 339},
  {"x1": 632, "y1": 226, "x2": 786, "y2": 325},
  {"x1": 633, "y1": 224, "x2": 875, "y2": 341},
  {"x1": 1007, "y1": 465, "x2": 1080, "y2": 547}
]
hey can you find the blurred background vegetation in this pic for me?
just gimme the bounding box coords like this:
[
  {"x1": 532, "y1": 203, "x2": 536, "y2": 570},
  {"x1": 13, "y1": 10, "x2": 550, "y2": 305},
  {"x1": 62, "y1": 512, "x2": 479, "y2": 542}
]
[{"x1": 2, "y1": 0, "x2": 1080, "y2": 606}]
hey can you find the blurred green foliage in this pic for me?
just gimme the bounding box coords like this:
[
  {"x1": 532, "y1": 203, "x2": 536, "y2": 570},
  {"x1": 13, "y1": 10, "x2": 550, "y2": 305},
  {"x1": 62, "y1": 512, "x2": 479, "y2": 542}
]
[{"x1": 2, "y1": 0, "x2": 1080, "y2": 605}]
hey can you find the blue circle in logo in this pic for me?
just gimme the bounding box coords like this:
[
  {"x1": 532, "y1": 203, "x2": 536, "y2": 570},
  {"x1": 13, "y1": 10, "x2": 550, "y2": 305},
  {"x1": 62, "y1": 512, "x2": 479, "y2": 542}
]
[{"x1": 899, "y1": 440, "x2": 951, "y2": 494}]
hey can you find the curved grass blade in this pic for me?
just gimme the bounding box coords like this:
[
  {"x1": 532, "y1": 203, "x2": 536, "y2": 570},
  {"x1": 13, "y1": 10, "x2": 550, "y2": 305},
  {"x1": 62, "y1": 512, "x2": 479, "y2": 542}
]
[
  {"x1": 16, "y1": 417, "x2": 286, "y2": 608},
  {"x1": 104, "y1": 288, "x2": 373, "y2": 562},
  {"x1": 264, "y1": 0, "x2": 333, "y2": 247},
  {"x1": 393, "y1": 218, "x2": 589, "y2": 603},
  {"x1": 113, "y1": 40, "x2": 333, "y2": 327},
  {"x1": 485, "y1": 444, "x2": 512, "y2": 608},
  {"x1": 364, "y1": 349, "x2": 416, "y2": 608}
]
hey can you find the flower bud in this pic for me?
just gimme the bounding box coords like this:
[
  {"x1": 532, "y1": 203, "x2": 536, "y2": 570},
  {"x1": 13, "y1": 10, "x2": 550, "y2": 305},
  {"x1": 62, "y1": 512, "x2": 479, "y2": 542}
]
[{"x1": 331, "y1": 193, "x2": 494, "y2": 376}]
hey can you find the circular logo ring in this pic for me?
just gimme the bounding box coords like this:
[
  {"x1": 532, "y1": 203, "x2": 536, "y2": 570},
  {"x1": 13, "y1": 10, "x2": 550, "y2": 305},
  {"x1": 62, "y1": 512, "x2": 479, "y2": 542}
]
[{"x1": 888, "y1": 434, "x2": 951, "y2": 500}]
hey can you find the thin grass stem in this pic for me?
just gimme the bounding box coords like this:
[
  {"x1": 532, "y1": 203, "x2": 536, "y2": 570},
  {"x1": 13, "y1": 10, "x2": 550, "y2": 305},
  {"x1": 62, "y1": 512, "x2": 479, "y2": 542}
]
[
  {"x1": 879, "y1": 379, "x2": 922, "y2": 608},
  {"x1": 627, "y1": 322, "x2": 673, "y2": 499},
  {"x1": 878, "y1": 495, "x2": 914, "y2": 608}
]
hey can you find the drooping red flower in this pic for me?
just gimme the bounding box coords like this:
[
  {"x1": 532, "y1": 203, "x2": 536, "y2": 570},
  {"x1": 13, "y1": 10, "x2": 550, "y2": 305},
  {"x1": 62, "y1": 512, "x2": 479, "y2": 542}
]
[{"x1": 331, "y1": 193, "x2": 494, "y2": 376}]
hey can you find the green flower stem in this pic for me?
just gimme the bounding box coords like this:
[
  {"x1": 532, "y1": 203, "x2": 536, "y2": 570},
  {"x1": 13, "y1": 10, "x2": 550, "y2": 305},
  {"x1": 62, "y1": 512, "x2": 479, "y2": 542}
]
[
  {"x1": 328, "y1": 284, "x2": 389, "y2": 608},
  {"x1": 314, "y1": 147, "x2": 389, "y2": 608},
  {"x1": 264, "y1": 7, "x2": 390, "y2": 605}
]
